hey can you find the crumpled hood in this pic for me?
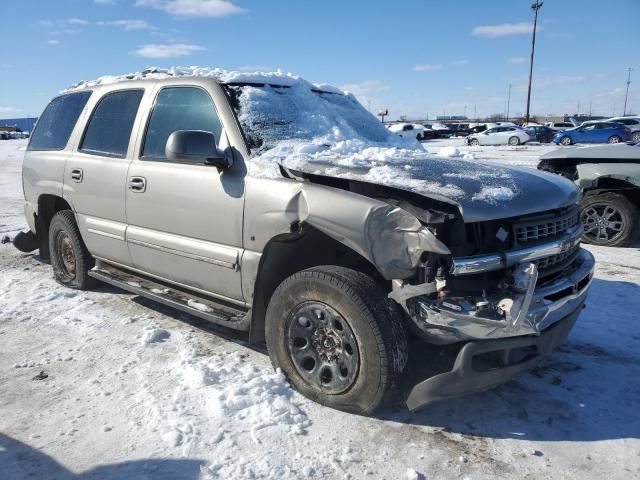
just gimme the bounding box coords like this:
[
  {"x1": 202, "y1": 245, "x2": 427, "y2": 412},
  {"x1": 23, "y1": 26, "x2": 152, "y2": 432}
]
[{"x1": 281, "y1": 153, "x2": 580, "y2": 222}]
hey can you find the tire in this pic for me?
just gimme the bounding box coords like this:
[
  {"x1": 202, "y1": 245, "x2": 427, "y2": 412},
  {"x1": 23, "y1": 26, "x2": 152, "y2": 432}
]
[
  {"x1": 508, "y1": 136, "x2": 521, "y2": 146},
  {"x1": 607, "y1": 135, "x2": 622, "y2": 144},
  {"x1": 632, "y1": 131, "x2": 640, "y2": 144},
  {"x1": 265, "y1": 266, "x2": 408, "y2": 415},
  {"x1": 49, "y1": 210, "x2": 96, "y2": 290},
  {"x1": 560, "y1": 136, "x2": 573, "y2": 146},
  {"x1": 581, "y1": 192, "x2": 639, "y2": 247},
  {"x1": 539, "y1": 135, "x2": 549, "y2": 143},
  {"x1": 469, "y1": 138, "x2": 479, "y2": 146}
]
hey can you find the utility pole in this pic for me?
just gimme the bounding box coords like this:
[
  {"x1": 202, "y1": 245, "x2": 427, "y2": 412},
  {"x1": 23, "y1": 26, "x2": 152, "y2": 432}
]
[
  {"x1": 623, "y1": 67, "x2": 633, "y2": 116},
  {"x1": 525, "y1": 1, "x2": 543, "y2": 125},
  {"x1": 473, "y1": 104, "x2": 477, "y2": 120},
  {"x1": 506, "y1": 84, "x2": 512, "y2": 121}
]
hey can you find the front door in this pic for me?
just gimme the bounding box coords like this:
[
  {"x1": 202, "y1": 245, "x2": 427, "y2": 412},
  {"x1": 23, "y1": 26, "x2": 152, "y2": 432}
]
[
  {"x1": 125, "y1": 85, "x2": 245, "y2": 303},
  {"x1": 64, "y1": 88, "x2": 146, "y2": 266}
]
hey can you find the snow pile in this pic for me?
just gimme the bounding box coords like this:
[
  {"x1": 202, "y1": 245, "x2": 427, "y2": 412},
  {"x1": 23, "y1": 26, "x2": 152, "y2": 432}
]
[{"x1": 66, "y1": 66, "x2": 320, "y2": 92}]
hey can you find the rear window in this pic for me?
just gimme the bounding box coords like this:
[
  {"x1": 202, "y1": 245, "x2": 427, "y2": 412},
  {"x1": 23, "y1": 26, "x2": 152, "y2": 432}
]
[
  {"x1": 80, "y1": 89, "x2": 144, "y2": 158},
  {"x1": 28, "y1": 92, "x2": 92, "y2": 151}
]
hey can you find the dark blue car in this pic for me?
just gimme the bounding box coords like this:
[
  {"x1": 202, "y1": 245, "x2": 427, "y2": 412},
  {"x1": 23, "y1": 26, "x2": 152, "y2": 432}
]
[
  {"x1": 524, "y1": 125, "x2": 557, "y2": 143},
  {"x1": 553, "y1": 122, "x2": 632, "y2": 145}
]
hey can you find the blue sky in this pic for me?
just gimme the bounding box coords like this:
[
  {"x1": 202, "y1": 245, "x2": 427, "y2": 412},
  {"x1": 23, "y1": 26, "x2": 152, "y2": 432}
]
[{"x1": 1, "y1": 0, "x2": 638, "y2": 120}]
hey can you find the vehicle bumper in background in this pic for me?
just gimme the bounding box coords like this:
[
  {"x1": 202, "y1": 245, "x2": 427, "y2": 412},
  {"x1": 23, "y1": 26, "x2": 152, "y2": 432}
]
[{"x1": 405, "y1": 300, "x2": 583, "y2": 410}]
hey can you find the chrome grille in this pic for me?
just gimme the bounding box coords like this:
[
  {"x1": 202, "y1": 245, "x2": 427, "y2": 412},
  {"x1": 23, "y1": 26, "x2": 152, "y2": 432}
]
[
  {"x1": 534, "y1": 244, "x2": 580, "y2": 271},
  {"x1": 516, "y1": 209, "x2": 579, "y2": 243}
]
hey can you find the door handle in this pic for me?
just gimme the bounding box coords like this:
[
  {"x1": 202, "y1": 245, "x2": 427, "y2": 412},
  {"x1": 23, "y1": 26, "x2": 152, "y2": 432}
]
[
  {"x1": 70, "y1": 168, "x2": 83, "y2": 182},
  {"x1": 128, "y1": 176, "x2": 147, "y2": 193}
]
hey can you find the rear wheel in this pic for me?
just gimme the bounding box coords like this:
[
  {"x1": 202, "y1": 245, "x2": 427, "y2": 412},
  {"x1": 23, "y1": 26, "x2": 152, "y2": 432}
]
[
  {"x1": 539, "y1": 135, "x2": 549, "y2": 143},
  {"x1": 509, "y1": 136, "x2": 521, "y2": 146},
  {"x1": 265, "y1": 266, "x2": 408, "y2": 415},
  {"x1": 607, "y1": 135, "x2": 622, "y2": 144},
  {"x1": 49, "y1": 210, "x2": 96, "y2": 290},
  {"x1": 560, "y1": 136, "x2": 573, "y2": 146},
  {"x1": 581, "y1": 193, "x2": 638, "y2": 247},
  {"x1": 632, "y1": 131, "x2": 640, "y2": 144}
]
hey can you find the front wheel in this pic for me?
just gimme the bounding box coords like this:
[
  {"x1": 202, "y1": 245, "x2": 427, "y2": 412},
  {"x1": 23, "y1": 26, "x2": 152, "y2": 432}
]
[
  {"x1": 49, "y1": 210, "x2": 96, "y2": 290},
  {"x1": 607, "y1": 135, "x2": 622, "y2": 144},
  {"x1": 265, "y1": 266, "x2": 408, "y2": 415},
  {"x1": 632, "y1": 131, "x2": 640, "y2": 144},
  {"x1": 560, "y1": 136, "x2": 573, "y2": 146},
  {"x1": 508, "y1": 136, "x2": 521, "y2": 146},
  {"x1": 469, "y1": 138, "x2": 479, "y2": 146},
  {"x1": 581, "y1": 193, "x2": 639, "y2": 247}
]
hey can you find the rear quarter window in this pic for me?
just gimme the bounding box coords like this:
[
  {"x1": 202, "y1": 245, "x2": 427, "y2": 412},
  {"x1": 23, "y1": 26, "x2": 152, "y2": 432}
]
[{"x1": 28, "y1": 91, "x2": 92, "y2": 151}]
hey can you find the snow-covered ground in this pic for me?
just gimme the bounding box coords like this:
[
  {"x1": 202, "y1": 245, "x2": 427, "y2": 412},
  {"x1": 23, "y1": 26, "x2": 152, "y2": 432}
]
[{"x1": 1, "y1": 138, "x2": 639, "y2": 479}]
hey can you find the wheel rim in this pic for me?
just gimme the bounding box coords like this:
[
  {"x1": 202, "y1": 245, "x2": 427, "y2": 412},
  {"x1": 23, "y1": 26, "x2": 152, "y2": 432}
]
[
  {"x1": 582, "y1": 203, "x2": 626, "y2": 244},
  {"x1": 608, "y1": 136, "x2": 620, "y2": 144},
  {"x1": 561, "y1": 137, "x2": 571, "y2": 145},
  {"x1": 55, "y1": 231, "x2": 77, "y2": 279},
  {"x1": 286, "y1": 301, "x2": 360, "y2": 394},
  {"x1": 509, "y1": 137, "x2": 519, "y2": 145},
  {"x1": 470, "y1": 139, "x2": 479, "y2": 146}
]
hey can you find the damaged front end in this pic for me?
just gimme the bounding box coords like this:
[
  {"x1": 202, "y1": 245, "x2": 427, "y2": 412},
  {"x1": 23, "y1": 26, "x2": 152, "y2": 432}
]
[{"x1": 387, "y1": 204, "x2": 595, "y2": 410}]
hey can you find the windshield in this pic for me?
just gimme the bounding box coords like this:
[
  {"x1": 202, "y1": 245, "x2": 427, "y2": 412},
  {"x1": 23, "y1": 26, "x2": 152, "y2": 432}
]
[{"x1": 222, "y1": 82, "x2": 394, "y2": 154}]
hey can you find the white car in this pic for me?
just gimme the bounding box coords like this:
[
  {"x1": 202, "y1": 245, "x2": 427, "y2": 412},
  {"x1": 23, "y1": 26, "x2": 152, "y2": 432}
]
[
  {"x1": 606, "y1": 117, "x2": 640, "y2": 143},
  {"x1": 387, "y1": 123, "x2": 425, "y2": 140},
  {"x1": 545, "y1": 121, "x2": 575, "y2": 131},
  {"x1": 466, "y1": 126, "x2": 530, "y2": 146}
]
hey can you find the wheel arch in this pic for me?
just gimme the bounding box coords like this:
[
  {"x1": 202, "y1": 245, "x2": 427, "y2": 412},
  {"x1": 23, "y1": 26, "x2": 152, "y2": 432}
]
[
  {"x1": 35, "y1": 194, "x2": 75, "y2": 259},
  {"x1": 583, "y1": 176, "x2": 640, "y2": 208},
  {"x1": 249, "y1": 225, "x2": 385, "y2": 344}
]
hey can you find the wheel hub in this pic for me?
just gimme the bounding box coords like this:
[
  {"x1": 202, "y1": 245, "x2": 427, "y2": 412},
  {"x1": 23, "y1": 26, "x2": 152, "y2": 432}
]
[{"x1": 286, "y1": 302, "x2": 360, "y2": 394}]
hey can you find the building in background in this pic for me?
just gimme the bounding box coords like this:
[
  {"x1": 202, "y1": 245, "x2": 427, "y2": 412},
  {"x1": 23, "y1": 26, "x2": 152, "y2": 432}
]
[{"x1": 0, "y1": 117, "x2": 38, "y2": 133}]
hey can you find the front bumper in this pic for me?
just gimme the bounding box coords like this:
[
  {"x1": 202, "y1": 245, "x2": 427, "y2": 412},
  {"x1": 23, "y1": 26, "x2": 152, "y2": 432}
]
[
  {"x1": 404, "y1": 248, "x2": 594, "y2": 344},
  {"x1": 405, "y1": 300, "x2": 583, "y2": 410}
]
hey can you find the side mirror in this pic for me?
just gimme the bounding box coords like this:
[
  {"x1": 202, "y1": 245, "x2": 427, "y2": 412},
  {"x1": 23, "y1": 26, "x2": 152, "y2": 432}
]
[{"x1": 165, "y1": 130, "x2": 232, "y2": 169}]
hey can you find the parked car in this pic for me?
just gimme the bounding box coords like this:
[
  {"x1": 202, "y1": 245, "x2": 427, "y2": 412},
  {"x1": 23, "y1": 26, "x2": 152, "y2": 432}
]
[
  {"x1": 13, "y1": 70, "x2": 594, "y2": 414},
  {"x1": 553, "y1": 122, "x2": 632, "y2": 145},
  {"x1": 466, "y1": 126, "x2": 530, "y2": 146},
  {"x1": 387, "y1": 122, "x2": 425, "y2": 140},
  {"x1": 427, "y1": 123, "x2": 453, "y2": 138},
  {"x1": 606, "y1": 116, "x2": 640, "y2": 144},
  {"x1": 545, "y1": 122, "x2": 574, "y2": 131},
  {"x1": 0, "y1": 131, "x2": 10, "y2": 140},
  {"x1": 539, "y1": 144, "x2": 640, "y2": 246},
  {"x1": 524, "y1": 125, "x2": 558, "y2": 143},
  {"x1": 448, "y1": 123, "x2": 471, "y2": 137}
]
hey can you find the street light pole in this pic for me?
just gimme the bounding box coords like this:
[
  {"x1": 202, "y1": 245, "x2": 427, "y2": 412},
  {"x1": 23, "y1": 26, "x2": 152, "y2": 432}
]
[
  {"x1": 525, "y1": 1, "x2": 543, "y2": 125},
  {"x1": 623, "y1": 67, "x2": 633, "y2": 116},
  {"x1": 506, "y1": 84, "x2": 512, "y2": 121}
]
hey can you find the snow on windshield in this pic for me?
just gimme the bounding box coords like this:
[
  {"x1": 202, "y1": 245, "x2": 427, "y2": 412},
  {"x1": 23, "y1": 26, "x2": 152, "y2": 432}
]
[{"x1": 64, "y1": 66, "x2": 518, "y2": 204}]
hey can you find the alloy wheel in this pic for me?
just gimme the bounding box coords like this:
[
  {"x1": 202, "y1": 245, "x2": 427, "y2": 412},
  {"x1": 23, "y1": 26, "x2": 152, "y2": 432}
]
[{"x1": 582, "y1": 203, "x2": 626, "y2": 244}]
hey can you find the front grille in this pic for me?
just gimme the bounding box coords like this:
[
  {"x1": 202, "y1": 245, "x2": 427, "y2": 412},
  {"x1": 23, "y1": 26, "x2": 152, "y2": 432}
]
[
  {"x1": 534, "y1": 243, "x2": 581, "y2": 273},
  {"x1": 515, "y1": 208, "x2": 579, "y2": 244}
]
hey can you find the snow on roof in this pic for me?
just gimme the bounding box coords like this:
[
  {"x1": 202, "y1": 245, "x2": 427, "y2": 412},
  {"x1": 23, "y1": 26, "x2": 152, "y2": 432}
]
[{"x1": 64, "y1": 66, "x2": 344, "y2": 93}]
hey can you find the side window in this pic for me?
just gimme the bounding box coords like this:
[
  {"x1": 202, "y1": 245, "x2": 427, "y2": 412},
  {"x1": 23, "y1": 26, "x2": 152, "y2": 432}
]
[
  {"x1": 28, "y1": 92, "x2": 91, "y2": 151},
  {"x1": 80, "y1": 89, "x2": 144, "y2": 158},
  {"x1": 142, "y1": 86, "x2": 223, "y2": 161}
]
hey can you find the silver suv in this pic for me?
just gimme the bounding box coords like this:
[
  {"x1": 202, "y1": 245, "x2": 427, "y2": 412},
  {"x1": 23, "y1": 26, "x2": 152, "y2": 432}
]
[{"x1": 14, "y1": 70, "x2": 595, "y2": 414}]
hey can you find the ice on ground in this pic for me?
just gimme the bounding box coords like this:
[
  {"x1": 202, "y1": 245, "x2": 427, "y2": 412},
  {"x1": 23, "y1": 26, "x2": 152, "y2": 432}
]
[{"x1": 141, "y1": 327, "x2": 170, "y2": 345}]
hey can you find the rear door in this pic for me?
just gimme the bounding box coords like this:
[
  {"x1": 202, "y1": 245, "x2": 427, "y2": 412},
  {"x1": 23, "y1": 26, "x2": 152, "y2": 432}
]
[
  {"x1": 64, "y1": 88, "x2": 146, "y2": 266},
  {"x1": 125, "y1": 83, "x2": 245, "y2": 302}
]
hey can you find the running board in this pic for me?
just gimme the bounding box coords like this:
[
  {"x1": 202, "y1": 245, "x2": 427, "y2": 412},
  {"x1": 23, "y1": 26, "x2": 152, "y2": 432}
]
[{"x1": 89, "y1": 261, "x2": 250, "y2": 331}]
